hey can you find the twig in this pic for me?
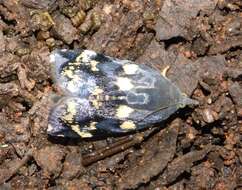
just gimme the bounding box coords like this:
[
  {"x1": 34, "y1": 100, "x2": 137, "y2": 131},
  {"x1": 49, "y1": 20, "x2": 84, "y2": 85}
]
[
  {"x1": 82, "y1": 134, "x2": 144, "y2": 166},
  {"x1": 0, "y1": 149, "x2": 33, "y2": 184}
]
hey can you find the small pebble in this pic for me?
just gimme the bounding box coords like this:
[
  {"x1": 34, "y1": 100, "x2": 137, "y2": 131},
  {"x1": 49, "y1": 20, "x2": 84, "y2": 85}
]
[
  {"x1": 202, "y1": 108, "x2": 218, "y2": 123},
  {"x1": 207, "y1": 98, "x2": 212, "y2": 104}
]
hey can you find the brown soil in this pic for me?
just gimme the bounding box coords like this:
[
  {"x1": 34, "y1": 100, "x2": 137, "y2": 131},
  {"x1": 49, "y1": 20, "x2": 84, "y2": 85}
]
[{"x1": 0, "y1": 0, "x2": 241, "y2": 189}]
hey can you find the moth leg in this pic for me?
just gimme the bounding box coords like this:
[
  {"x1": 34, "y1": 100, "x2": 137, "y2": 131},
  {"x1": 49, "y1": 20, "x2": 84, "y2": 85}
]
[
  {"x1": 161, "y1": 65, "x2": 170, "y2": 78},
  {"x1": 0, "y1": 148, "x2": 33, "y2": 183}
]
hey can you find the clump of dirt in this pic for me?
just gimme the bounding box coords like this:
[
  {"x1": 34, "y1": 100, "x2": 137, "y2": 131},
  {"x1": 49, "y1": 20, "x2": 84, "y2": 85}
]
[{"x1": 0, "y1": 0, "x2": 241, "y2": 189}]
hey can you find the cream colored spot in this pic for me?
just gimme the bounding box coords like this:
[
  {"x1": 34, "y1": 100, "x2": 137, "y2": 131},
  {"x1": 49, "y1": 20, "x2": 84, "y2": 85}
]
[
  {"x1": 161, "y1": 66, "x2": 170, "y2": 78},
  {"x1": 120, "y1": 121, "x2": 136, "y2": 130},
  {"x1": 93, "y1": 87, "x2": 103, "y2": 95},
  {"x1": 115, "y1": 77, "x2": 134, "y2": 91},
  {"x1": 69, "y1": 66, "x2": 75, "y2": 70},
  {"x1": 104, "y1": 95, "x2": 110, "y2": 101},
  {"x1": 75, "y1": 53, "x2": 85, "y2": 63},
  {"x1": 123, "y1": 64, "x2": 139, "y2": 75},
  {"x1": 63, "y1": 112, "x2": 74, "y2": 122},
  {"x1": 71, "y1": 125, "x2": 93, "y2": 138},
  {"x1": 67, "y1": 101, "x2": 77, "y2": 112},
  {"x1": 62, "y1": 69, "x2": 74, "y2": 78},
  {"x1": 89, "y1": 122, "x2": 97, "y2": 130},
  {"x1": 57, "y1": 134, "x2": 65, "y2": 137},
  {"x1": 70, "y1": 62, "x2": 81, "y2": 66},
  {"x1": 90, "y1": 60, "x2": 99, "y2": 71},
  {"x1": 76, "y1": 50, "x2": 96, "y2": 63},
  {"x1": 116, "y1": 105, "x2": 134, "y2": 119},
  {"x1": 67, "y1": 80, "x2": 76, "y2": 92},
  {"x1": 91, "y1": 87, "x2": 104, "y2": 105},
  {"x1": 111, "y1": 96, "x2": 125, "y2": 101},
  {"x1": 63, "y1": 101, "x2": 77, "y2": 122},
  {"x1": 47, "y1": 124, "x2": 53, "y2": 132},
  {"x1": 91, "y1": 99, "x2": 102, "y2": 109},
  {"x1": 66, "y1": 75, "x2": 81, "y2": 91}
]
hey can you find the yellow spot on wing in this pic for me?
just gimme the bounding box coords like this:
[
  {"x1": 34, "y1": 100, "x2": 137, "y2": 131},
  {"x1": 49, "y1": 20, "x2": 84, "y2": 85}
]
[
  {"x1": 89, "y1": 122, "x2": 97, "y2": 130},
  {"x1": 67, "y1": 101, "x2": 77, "y2": 112},
  {"x1": 161, "y1": 66, "x2": 170, "y2": 78},
  {"x1": 93, "y1": 87, "x2": 103, "y2": 95},
  {"x1": 70, "y1": 62, "x2": 81, "y2": 66},
  {"x1": 76, "y1": 50, "x2": 96, "y2": 63},
  {"x1": 69, "y1": 66, "x2": 75, "y2": 70},
  {"x1": 90, "y1": 60, "x2": 99, "y2": 71},
  {"x1": 116, "y1": 105, "x2": 134, "y2": 119},
  {"x1": 71, "y1": 125, "x2": 93, "y2": 138},
  {"x1": 66, "y1": 75, "x2": 81, "y2": 91},
  {"x1": 57, "y1": 134, "x2": 65, "y2": 137},
  {"x1": 91, "y1": 99, "x2": 102, "y2": 109},
  {"x1": 115, "y1": 77, "x2": 134, "y2": 91},
  {"x1": 75, "y1": 52, "x2": 86, "y2": 63},
  {"x1": 62, "y1": 101, "x2": 77, "y2": 122},
  {"x1": 74, "y1": 50, "x2": 99, "y2": 71},
  {"x1": 120, "y1": 121, "x2": 136, "y2": 130},
  {"x1": 104, "y1": 95, "x2": 110, "y2": 100},
  {"x1": 47, "y1": 124, "x2": 53, "y2": 132},
  {"x1": 62, "y1": 69, "x2": 74, "y2": 78},
  {"x1": 67, "y1": 80, "x2": 76, "y2": 91},
  {"x1": 90, "y1": 87, "x2": 104, "y2": 109},
  {"x1": 123, "y1": 64, "x2": 139, "y2": 75}
]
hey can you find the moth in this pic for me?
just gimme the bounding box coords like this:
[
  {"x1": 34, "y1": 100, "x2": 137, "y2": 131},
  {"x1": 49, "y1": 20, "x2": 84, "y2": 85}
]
[{"x1": 47, "y1": 49, "x2": 198, "y2": 138}]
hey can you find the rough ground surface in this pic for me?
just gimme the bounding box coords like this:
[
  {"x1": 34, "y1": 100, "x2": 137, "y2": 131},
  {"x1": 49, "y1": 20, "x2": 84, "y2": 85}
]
[{"x1": 0, "y1": 0, "x2": 242, "y2": 189}]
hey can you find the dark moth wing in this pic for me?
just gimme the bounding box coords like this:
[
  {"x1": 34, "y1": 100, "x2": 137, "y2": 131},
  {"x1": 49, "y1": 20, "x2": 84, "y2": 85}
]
[
  {"x1": 48, "y1": 49, "x2": 198, "y2": 138},
  {"x1": 48, "y1": 97, "x2": 97, "y2": 138},
  {"x1": 47, "y1": 96, "x2": 148, "y2": 138}
]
